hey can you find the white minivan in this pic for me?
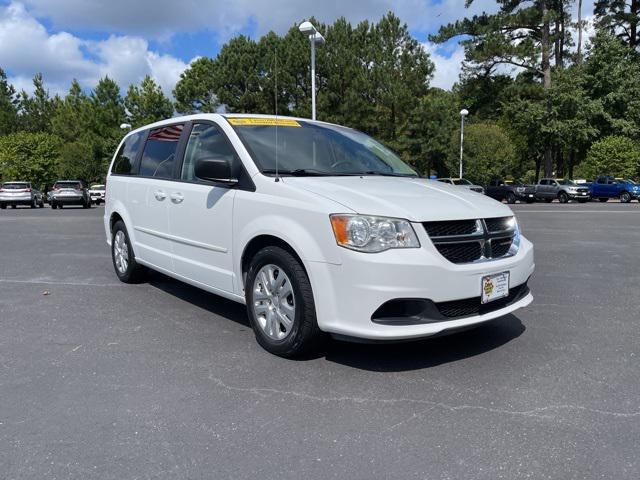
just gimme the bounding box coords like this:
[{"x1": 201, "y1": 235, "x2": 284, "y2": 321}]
[{"x1": 104, "y1": 114, "x2": 534, "y2": 357}]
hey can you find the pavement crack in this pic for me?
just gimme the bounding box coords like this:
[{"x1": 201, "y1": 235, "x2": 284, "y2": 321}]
[{"x1": 208, "y1": 375, "x2": 640, "y2": 420}]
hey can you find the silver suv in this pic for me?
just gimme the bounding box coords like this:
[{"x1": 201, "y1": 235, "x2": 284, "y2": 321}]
[
  {"x1": 0, "y1": 182, "x2": 45, "y2": 209},
  {"x1": 50, "y1": 180, "x2": 92, "y2": 209},
  {"x1": 535, "y1": 178, "x2": 591, "y2": 203}
]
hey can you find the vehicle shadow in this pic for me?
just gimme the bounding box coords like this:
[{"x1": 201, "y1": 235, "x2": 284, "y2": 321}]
[
  {"x1": 147, "y1": 272, "x2": 525, "y2": 372},
  {"x1": 324, "y1": 315, "x2": 525, "y2": 372}
]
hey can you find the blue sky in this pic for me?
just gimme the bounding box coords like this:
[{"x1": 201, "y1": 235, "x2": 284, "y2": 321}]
[{"x1": 0, "y1": 0, "x2": 594, "y2": 98}]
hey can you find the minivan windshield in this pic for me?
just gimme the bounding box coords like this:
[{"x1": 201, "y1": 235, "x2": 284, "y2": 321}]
[{"x1": 228, "y1": 118, "x2": 417, "y2": 177}]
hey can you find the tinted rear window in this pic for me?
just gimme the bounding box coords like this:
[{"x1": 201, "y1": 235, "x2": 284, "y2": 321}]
[
  {"x1": 54, "y1": 182, "x2": 81, "y2": 189},
  {"x1": 2, "y1": 183, "x2": 29, "y2": 189},
  {"x1": 113, "y1": 131, "x2": 145, "y2": 175},
  {"x1": 139, "y1": 124, "x2": 184, "y2": 178}
]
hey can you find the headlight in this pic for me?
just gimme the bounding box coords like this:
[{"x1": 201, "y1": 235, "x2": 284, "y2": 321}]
[
  {"x1": 516, "y1": 187, "x2": 525, "y2": 193},
  {"x1": 508, "y1": 216, "x2": 521, "y2": 256},
  {"x1": 330, "y1": 214, "x2": 420, "y2": 252}
]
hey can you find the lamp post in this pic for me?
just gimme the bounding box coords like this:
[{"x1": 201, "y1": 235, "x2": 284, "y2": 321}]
[
  {"x1": 120, "y1": 123, "x2": 132, "y2": 130},
  {"x1": 459, "y1": 109, "x2": 469, "y2": 178},
  {"x1": 299, "y1": 21, "x2": 325, "y2": 120}
]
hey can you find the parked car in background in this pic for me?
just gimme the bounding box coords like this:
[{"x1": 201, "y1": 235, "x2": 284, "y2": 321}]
[
  {"x1": 0, "y1": 182, "x2": 44, "y2": 209},
  {"x1": 104, "y1": 114, "x2": 534, "y2": 357},
  {"x1": 590, "y1": 176, "x2": 640, "y2": 203},
  {"x1": 50, "y1": 180, "x2": 92, "y2": 209},
  {"x1": 535, "y1": 178, "x2": 591, "y2": 203},
  {"x1": 436, "y1": 177, "x2": 485, "y2": 194},
  {"x1": 89, "y1": 184, "x2": 106, "y2": 205},
  {"x1": 485, "y1": 178, "x2": 536, "y2": 204}
]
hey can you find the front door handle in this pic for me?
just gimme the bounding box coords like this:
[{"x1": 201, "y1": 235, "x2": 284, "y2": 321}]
[
  {"x1": 170, "y1": 192, "x2": 184, "y2": 204},
  {"x1": 154, "y1": 190, "x2": 166, "y2": 201}
]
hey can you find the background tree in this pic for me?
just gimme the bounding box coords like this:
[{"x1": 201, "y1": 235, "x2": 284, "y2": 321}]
[
  {"x1": 0, "y1": 131, "x2": 60, "y2": 186},
  {"x1": 173, "y1": 58, "x2": 219, "y2": 114},
  {"x1": 0, "y1": 68, "x2": 18, "y2": 136},
  {"x1": 446, "y1": 122, "x2": 518, "y2": 183},
  {"x1": 125, "y1": 76, "x2": 174, "y2": 128},
  {"x1": 17, "y1": 73, "x2": 55, "y2": 133},
  {"x1": 595, "y1": 0, "x2": 640, "y2": 49},
  {"x1": 576, "y1": 135, "x2": 640, "y2": 179}
]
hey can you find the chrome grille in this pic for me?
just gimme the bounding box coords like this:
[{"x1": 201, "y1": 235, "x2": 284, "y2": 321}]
[{"x1": 423, "y1": 217, "x2": 517, "y2": 264}]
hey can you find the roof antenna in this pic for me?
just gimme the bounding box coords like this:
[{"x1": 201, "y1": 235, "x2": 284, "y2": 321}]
[{"x1": 274, "y1": 45, "x2": 280, "y2": 183}]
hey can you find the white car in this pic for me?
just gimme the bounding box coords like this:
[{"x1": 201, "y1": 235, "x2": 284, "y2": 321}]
[
  {"x1": 104, "y1": 114, "x2": 534, "y2": 357},
  {"x1": 437, "y1": 177, "x2": 485, "y2": 194},
  {"x1": 89, "y1": 184, "x2": 106, "y2": 204}
]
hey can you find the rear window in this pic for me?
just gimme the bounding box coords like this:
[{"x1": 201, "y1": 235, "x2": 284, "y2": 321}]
[
  {"x1": 91, "y1": 185, "x2": 105, "y2": 190},
  {"x1": 112, "y1": 131, "x2": 145, "y2": 175},
  {"x1": 54, "y1": 182, "x2": 81, "y2": 189},
  {"x1": 139, "y1": 124, "x2": 184, "y2": 178},
  {"x1": 1, "y1": 183, "x2": 29, "y2": 189}
]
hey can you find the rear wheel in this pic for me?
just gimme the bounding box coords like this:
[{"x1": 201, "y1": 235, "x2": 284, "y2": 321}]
[
  {"x1": 0, "y1": 203, "x2": 6, "y2": 209},
  {"x1": 111, "y1": 220, "x2": 147, "y2": 283},
  {"x1": 246, "y1": 246, "x2": 324, "y2": 358},
  {"x1": 620, "y1": 192, "x2": 631, "y2": 203}
]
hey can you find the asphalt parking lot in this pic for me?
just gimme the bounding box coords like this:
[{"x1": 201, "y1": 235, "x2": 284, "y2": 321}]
[{"x1": 1, "y1": 202, "x2": 639, "y2": 479}]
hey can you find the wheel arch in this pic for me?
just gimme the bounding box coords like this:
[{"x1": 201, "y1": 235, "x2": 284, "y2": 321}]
[{"x1": 240, "y1": 235, "x2": 307, "y2": 289}]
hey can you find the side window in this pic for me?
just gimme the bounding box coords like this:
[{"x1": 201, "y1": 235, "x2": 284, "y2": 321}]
[
  {"x1": 540, "y1": 179, "x2": 547, "y2": 185},
  {"x1": 181, "y1": 123, "x2": 238, "y2": 182},
  {"x1": 550, "y1": 180, "x2": 557, "y2": 186},
  {"x1": 597, "y1": 178, "x2": 605, "y2": 184},
  {"x1": 112, "y1": 131, "x2": 144, "y2": 175},
  {"x1": 139, "y1": 124, "x2": 184, "y2": 178}
]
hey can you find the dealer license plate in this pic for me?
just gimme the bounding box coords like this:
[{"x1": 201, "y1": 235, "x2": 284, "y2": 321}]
[{"x1": 481, "y1": 272, "x2": 510, "y2": 304}]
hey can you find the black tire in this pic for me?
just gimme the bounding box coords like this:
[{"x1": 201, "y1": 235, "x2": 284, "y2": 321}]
[
  {"x1": 558, "y1": 192, "x2": 569, "y2": 203},
  {"x1": 598, "y1": 198, "x2": 608, "y2": 202},
  {"x1": 82, "y1": 200, "x2": 89, "y2": 209},
  {"x1": 506, "y1": 192, "x2": 516, "y2": 204},
  {"x1": 59, "y1": 204, "x2": 63, "y2": 209},
  {"x1": 525, "y1": 199, "x2": 535, "y2": 204},
  {"x1": 620, "y1": 192, "x2": 631, "y2": 203},
  {"x1": 245, "y1": 246, "x2": 324, "y2": 358},
  {"x1": 51, "y1": 202, "x2": 57, "y2": 209},
  {"x1": 30, "y1": 198, "x2": 36, "y2": 208},
  {"x1": 11, "y1": 205, "x2": 16, "y2": 209},
  {"x1": 38, "y1": 199, "x2": 44, "y2": 208},
  {"x1": 111, "y1": 220, "x2": 147, "y2": 283},
  {"x1": 0, "y1": 203, "x2": 6, "y2": 209}
]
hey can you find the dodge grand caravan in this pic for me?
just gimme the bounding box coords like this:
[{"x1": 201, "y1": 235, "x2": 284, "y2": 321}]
[{"x1": 104, "y1": 114, "x2": 534, "y2": 357}]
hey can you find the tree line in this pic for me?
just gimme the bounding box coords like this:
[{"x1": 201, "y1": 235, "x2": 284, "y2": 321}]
[{"x1": 1, "y1": 6, "x2": 639, "y2": 189}]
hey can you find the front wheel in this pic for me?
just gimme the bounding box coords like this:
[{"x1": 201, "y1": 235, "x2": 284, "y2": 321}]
[
  {"x1": 245, "y1": 246, "x2": 324, "y2": 358},
  {"x1": 51, "y1": 202, "x2": 57, "y2": 209},
  {"x1": 620, "y1": 192, "x2": 631, "y2": 203},
  {"x1": 506, "y1": 192, "x2": 516, "y2": 204},
  {"x1": 558, "y1": 192, "x2": 569, "y2": 203},
  {"x1": 111, "y1": 220, "x2": 147, "y2": 283}
]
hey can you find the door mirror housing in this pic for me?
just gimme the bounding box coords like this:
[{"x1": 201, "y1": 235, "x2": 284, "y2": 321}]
[{"x1": 194, "y1": 157, "x2": 239, "y2": 186}]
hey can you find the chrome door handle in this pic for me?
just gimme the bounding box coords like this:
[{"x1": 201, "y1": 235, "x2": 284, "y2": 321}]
[
  {"x1": 154, "y1": 190, "x2": 166, "y2": 201},
  {"x1": 170, "y1": 192, "x2": 184, "y2": 204}
]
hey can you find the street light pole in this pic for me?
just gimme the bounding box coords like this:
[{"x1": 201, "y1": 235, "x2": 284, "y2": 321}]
[
  {"x1": 299, "y1": 21, "x2": 325, "y2": 121},
  {"x1": 459, "y1": 109, "x2": 469, "y2": 178},
  {"x1": 310, "y1": 35, "x2": 316, "y2": 120}
]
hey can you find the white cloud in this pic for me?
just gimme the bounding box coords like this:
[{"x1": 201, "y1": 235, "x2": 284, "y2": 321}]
[
  {"x1": 423, "y1": 41, "x2": 465, "y2": 90},
  {"x1": 0, "y1": 2, "x2": 188, "y2": 97},
  {"x1": 21, "y1": 0, "x2": 499, "y2": 40}
]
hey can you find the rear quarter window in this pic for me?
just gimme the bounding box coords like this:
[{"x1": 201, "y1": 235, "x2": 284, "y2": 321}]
[{"x1": 112, "y1": 131, "x2": 145, "y2": 175}]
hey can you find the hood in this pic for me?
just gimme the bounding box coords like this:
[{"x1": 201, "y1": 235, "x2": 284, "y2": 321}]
[{"x1": 283, "y1": 176, "x2": 513, "y2": 222}]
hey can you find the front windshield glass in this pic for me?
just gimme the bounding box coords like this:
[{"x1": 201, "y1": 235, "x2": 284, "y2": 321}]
[
  {"x1": 453, "y1": 179, "x2": 472, "y2": 185},
  {"x1": 228, "y1": 118, "x2": 417, "y2": 177},
  {"x1": 558, "y1": 179, "x2": 576, "y2": 185}
]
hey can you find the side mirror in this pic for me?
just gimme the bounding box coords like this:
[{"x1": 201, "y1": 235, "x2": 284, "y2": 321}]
[{"x1": 194, "y1": 157, "x2": 238, "y2": 186}]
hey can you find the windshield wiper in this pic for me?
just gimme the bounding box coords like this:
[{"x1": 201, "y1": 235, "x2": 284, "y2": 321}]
[
  {"x1": 263, "y1": 168, "x2": 347, "y2": 177},
  {"x1": 355, "y1": 171, "x2": 419, "y2": 178}
]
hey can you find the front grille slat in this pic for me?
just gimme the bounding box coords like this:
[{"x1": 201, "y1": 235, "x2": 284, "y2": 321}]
[{"x1": 423, "y1": 217, "x2": 516, "y2": 264}]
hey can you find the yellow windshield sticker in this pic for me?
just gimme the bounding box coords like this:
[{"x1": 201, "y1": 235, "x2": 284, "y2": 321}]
[{"x1": 227, "y1": 118, "x2": 301, "y2": 127}]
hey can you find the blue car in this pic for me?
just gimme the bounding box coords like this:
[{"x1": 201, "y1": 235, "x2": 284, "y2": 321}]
[{"x1": 590, "y1": 176, "x2": 640, "y2": 203}]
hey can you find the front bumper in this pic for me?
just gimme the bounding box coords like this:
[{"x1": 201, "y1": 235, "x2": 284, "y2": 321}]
[
  {"x1": 567, "y1": 191, "x2": 591, "y2": 199},
  {"x1": 307, "y1": 228, "x2": 534, "y2": 340}
]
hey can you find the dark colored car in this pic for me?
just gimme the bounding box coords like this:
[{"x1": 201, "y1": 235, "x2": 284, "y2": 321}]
[
  {"x1": 485, "y1": 178, "x2": 536, "y2": 204},
  {"x1": 590, "y1": 176, "x2": 640, "y2": 203},
  {"x1": 50, "y1": 180, "x2": 92, "y2": 209},
  {"x1": 0, "y1": 182, "x2": 45, "y2": 209}
]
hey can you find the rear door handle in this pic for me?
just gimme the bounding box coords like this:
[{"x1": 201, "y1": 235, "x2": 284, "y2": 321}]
[
  {"x1": 170, "y1": 192, "x2": 184, "y2": 204},
  {"x1": 154, "y1": 190, "x2": 166, "y2": 201}
]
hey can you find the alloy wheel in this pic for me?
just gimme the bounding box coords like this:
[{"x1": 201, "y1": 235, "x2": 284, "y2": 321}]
[{"x1": 252, "y1": 264, "x2": 296, "y2": 340}]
